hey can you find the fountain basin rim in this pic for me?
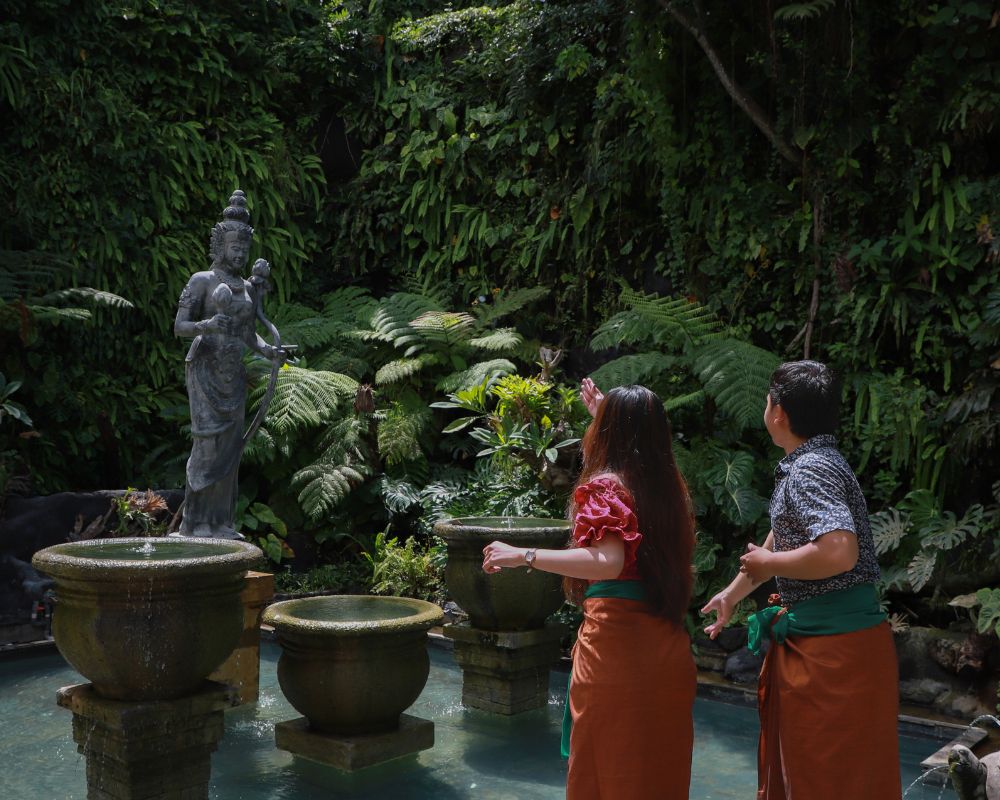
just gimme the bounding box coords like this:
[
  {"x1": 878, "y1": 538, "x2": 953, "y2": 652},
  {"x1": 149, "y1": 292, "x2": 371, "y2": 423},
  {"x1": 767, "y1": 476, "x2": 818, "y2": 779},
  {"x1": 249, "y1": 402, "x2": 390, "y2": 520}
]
[
  {"x1": 263, "y1": 595, "x2": 443, "y2": 636},
  {"x1": 434, "y1": 516, "x2": 572, "y2": 541},
  {"x1": 32, "y1": 536, "x2": 262, "y2": 579}
]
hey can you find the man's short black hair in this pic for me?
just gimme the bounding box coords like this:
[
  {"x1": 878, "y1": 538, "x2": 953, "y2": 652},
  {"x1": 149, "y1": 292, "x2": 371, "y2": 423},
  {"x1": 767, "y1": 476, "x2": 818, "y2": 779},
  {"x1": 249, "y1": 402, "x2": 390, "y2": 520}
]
[{"x1": 768, "y1": 360, "x2": 841, "y2": 439}]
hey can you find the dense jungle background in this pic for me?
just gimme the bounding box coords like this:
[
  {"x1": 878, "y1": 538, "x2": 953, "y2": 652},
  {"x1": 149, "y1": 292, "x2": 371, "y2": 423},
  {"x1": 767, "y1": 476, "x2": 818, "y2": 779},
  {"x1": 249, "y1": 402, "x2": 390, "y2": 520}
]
[{"x1": 1, "y1": 0, "x2": 998, "y2": 642}]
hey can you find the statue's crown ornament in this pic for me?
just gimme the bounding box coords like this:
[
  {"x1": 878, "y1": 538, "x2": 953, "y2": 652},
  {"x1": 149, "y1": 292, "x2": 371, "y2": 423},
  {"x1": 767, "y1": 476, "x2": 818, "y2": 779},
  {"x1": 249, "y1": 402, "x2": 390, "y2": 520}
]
[{"x1": 209, "y1": 189, "x2": 254, "y2": 263}]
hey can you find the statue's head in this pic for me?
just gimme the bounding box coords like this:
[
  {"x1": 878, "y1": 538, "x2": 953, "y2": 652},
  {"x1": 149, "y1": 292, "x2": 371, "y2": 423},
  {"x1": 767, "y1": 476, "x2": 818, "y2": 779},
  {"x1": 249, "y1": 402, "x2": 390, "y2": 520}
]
[{"x1": 209, "y1": 190, "x2": 254, "y2": 272}]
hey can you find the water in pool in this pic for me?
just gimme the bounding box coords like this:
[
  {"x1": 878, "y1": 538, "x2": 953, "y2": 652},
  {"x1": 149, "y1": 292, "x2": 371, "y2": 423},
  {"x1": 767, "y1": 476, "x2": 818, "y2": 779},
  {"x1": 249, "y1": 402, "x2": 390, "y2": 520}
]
[{"x1": 0, "y1": 642, "x2": 951, "y2": 798}]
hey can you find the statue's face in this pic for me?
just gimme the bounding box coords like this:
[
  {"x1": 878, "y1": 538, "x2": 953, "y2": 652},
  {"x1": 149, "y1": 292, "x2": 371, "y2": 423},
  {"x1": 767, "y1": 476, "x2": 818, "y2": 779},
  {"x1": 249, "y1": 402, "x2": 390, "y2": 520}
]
[{"x1": 223, "y1": 232, "x2": 250, "y2": 271}]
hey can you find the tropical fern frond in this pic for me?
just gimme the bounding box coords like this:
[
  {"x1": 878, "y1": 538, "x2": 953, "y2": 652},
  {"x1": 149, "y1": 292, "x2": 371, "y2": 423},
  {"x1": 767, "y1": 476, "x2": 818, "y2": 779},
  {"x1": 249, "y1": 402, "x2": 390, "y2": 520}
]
[
  {"x1": 621, "y1": 288, "x2": 719, "y2": 343},
  {"x1": 693, "y1": 338, "x2": 781, "y2": 431},
  {"x1": 590, "y1": 310, "x2": 659, "y2": 351},
  {"x1": 310, "y1": 351, "x2": 371, "y2": 380},
  {"x1": 907, "y1": 549, "x2": 937, "y2": 592},
  {"x1": 475, "y1": 286, "x2": 549, "y2": 325},
  {"x1": 16, "y1": 306, "x2": 92, "y2": 323},
  {"x1": 356, "y1": 292, "x2": 442, "y2": 353},
  {"x1": 293, "y1": 462, "x2": 371, "y2": 522},
  {"x1": 378, "y1": 398, "x2": 432, "y2": 466},
  {"x1": 410, "y1": 311, "x2": 476, "y2": 346},
  {"x1": 38, "y1": 287, "x2": 133, "y2": 309},
  {"x1": 321, "y1": 286, "x2": 377, "y2": 323},
  {"x1": 588, "y1": 353, "x2": 676, "y2": 390},
  {"x1": 437, "y1": 358, "x2": 516, "y2": 392},
  {"x1": 467, "y1": 327, "x2": 522, "y2": 352},
  {"x1": 774, "y1": 0, "x2": 835, "y2": 21},
  {"x1": 376, "y1": 354, "x2": 436, "y2": 386},
  {"x1": 243, "y1": 425, "x2": 278, "y2": 463},
  {"x1": 252, "y1": 366, "x2": 358, "y2": 435},
  {"x1": 664, "y1": 390, "x2": 706, "y2": 412},
  {"x1": 870, "y1": 508, "x2": 910, "y2": 556},
  {"x1": 0, "y1": 249, "x2": 69, "y2": 300}
]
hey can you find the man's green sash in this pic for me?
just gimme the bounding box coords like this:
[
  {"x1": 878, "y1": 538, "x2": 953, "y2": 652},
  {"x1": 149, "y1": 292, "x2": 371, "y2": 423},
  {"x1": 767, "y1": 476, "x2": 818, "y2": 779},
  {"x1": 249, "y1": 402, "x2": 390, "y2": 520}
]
[
  {"x1": 746, "y1": 583, "x2": 885, "y2": 656},
  {"x1": 560, "y1": 579, "x2": 646, "y2": 758}
]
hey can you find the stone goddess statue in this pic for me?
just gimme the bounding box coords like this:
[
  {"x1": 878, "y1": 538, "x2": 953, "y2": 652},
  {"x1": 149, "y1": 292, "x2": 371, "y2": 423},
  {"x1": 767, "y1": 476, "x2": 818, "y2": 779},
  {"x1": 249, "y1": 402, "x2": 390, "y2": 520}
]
[{"x1": 173, "y1": 190, "x2": 290, "y2": 538}]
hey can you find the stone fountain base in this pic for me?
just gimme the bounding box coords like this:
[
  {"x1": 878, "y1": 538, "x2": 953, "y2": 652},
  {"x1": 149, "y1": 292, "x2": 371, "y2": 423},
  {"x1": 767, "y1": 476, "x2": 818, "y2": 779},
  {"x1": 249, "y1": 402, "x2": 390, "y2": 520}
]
[
  {"x1": 57, "y1": 681, "x2": 231, "y2": 800},
  {"x1": 444, "y1": 621, "x2": 565, "y2": 715},
  {"x1": 275, "y1": 714, "x2": 434, "y2": 771}
]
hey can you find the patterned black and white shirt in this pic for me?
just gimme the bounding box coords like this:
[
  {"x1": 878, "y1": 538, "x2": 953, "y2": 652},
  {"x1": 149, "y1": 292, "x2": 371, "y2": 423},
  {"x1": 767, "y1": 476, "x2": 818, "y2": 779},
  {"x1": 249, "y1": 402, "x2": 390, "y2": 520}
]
[{"x1": 770, "y1": 434, "x2": 880, "y2": 605}]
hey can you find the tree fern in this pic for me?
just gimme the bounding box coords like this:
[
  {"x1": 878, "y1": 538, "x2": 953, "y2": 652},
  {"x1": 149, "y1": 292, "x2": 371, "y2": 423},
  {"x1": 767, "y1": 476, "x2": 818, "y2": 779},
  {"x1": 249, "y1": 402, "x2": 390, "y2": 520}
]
[
  {"x1": 693, "y1": 338, "x2": 781, "y2": 431},
  {"x1": 664, "y1": 390, "x2": 706, "y2": 412},
  {"x1": 356, "y1": 292, "x2": 442, "y2": 352},
  {"x1": 468, "y1": 327, "x2": 522, "y2": 352},
  {"x1": 410, "y1": 310, "x2": 476, "y2": 346},
  {"x1": 588, "y1": 353, "x2": 677, "y2": 391},
  {"x1": 437, "y1": 358, "x2": 516, "y2": 392},
  {"x1": 38, "y1": 287, "x2": 133, "y2": 309},
  {"x1": 378, "y1": 397, "x2": 432, "y2": 466},
  {"x1": 619, "y1": 287, "x2": 719, "y2": 345},
  {"x1": 870, "y1": 508, "x2": 909, "y2": 556},
  {"x1": 475, "y1": 286, "x2": 549, "y2": 325},
  {"x1": 293, "y1": 462, "x2": 371, "y2": 522},
  {"x1": 376, "y1": 355, "x2": 435, "y2": 386},
  {"x1": 251, "y1": 365, "x2": 357, "y2": 435},
  {"x1": 774, "y1": 0, "x2": 835, "y2": 21},
  {"x1": 292, "y1": 416, "x2": 372, "y2": 522}
]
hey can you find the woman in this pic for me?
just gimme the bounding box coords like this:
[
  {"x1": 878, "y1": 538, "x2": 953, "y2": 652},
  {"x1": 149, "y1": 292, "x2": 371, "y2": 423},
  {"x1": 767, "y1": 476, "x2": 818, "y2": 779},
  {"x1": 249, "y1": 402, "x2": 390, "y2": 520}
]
[{"x1": 482, "y1": 384, "x2": 696, "y2": 800}]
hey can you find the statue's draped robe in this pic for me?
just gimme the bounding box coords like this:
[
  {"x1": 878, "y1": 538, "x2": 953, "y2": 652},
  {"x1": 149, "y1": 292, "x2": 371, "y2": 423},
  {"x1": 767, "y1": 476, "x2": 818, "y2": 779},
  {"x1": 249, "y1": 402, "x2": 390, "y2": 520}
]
[{"x1": 178, "y1": 270, "x2": 257, "y2": 537}]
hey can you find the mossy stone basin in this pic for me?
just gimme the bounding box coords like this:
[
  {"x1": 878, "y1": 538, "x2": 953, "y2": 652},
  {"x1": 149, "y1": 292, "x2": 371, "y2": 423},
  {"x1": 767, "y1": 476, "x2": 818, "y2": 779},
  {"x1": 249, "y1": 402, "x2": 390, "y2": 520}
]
[
  {"x1": 433, "y1": 516, "x2": 572, "y2": 631},
  {"x1": 32, "y1": 537, "x2": 262, "y2": 701},
  {"x1": 262, "y1": 595, "x2": 444, "y2": 735}
]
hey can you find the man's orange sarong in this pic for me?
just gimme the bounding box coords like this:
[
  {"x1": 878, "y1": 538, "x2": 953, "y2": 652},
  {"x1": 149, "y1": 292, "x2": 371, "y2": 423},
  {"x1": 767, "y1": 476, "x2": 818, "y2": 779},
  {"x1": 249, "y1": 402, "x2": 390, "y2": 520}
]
[
  {"x1": 567, "y1": 596, "x2": 695, "y2": 800},
  {"x1": 757, "y1": 621, "x2": 901, "y2": 800}
]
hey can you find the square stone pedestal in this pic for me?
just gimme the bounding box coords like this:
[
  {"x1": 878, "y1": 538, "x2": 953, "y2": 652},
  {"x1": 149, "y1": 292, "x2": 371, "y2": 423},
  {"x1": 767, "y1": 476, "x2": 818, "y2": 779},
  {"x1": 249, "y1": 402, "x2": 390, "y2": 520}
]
[
  {"x1": 57, "y1": 681, "x2": 231, "y2": 800},
  {"x1": 275, "y1": 713, "x2": 434, "y2": 771},
  {"x1": 210, "y1": 570, "x2": 274, "y2": 706},
  {"x1": 443, "y1": 621, "x2": 565, "y2": 715}
]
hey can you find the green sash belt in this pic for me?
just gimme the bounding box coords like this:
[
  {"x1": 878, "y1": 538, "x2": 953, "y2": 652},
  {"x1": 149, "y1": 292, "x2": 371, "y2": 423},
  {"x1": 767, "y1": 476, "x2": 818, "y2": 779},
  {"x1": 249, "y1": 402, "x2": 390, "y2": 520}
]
[
  {"x1": 746, "y1": 583, "x2": 885, "y2": 656},
  {"x1": 560, "y1": 580, "x2": 646, "y2": 758}
]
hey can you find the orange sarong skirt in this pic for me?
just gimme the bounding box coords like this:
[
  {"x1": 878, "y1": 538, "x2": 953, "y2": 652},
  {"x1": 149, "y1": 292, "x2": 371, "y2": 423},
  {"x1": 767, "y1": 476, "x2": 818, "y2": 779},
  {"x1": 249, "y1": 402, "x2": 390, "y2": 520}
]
[
  {"x1": 757, "y1": 620, "x2": 901, "y2": 800},
  {"x1": 566, "y1": 596, "x2": 696, "y2": 800}
]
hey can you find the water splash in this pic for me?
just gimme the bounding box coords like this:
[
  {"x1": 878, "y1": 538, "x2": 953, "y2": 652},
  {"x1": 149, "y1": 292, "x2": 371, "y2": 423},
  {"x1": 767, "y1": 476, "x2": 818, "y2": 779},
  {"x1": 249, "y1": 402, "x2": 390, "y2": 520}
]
[{"x1": 902, "y1": 765, "x2": 949, "y2": 799}]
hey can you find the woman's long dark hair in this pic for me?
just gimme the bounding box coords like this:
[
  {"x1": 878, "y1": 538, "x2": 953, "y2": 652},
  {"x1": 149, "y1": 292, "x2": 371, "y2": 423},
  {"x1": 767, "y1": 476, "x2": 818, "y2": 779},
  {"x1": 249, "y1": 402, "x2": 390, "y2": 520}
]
[{"x1": 565, "y1": 385, "x2": 695, "y2": 624}]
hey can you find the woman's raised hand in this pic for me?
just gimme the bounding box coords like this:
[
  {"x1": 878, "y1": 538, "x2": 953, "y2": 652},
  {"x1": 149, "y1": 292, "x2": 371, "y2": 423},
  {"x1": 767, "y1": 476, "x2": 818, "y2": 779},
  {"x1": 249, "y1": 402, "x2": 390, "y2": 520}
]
[
  {"x1": 580, "y1": 377, "x2": 604, "y2": 417},
  {"x1": 482, "y1": 541, "x2": 526, "y2": 573}
]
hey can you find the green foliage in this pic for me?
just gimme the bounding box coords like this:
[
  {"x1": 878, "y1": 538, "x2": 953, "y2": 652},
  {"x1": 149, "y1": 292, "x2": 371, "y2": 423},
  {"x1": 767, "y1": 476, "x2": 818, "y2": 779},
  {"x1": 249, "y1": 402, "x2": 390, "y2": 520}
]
[
  {"x1": 365, "y1": 531, "x2": 444, "y2": 602},
  {"x1": 235, "y1": 497, "x2": 292, "y2": 565},
  {"x1": 274, "y1": 560, "x2": 371, "y2": 595},
  {"x1": 873, "y1": 488, "x2": 999, "y2": 594}
]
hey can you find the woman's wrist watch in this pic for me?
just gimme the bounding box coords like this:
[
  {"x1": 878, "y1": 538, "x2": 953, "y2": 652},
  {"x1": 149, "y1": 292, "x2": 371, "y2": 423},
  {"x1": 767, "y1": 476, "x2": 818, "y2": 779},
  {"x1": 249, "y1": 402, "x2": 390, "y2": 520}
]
[{"x1": 524, "y1": 548, "x2": 537, "y2": 572}]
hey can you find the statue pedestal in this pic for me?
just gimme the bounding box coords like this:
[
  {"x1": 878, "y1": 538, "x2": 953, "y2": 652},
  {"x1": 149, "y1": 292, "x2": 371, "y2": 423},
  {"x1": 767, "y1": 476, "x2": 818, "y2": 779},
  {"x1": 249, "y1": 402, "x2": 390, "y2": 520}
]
[
  {"x1": 443, "y1": 621, "x2": 565, "y2": 715},
  {"x1": 275, "y1": 714, "x2": 434, "y2": 771},
  {"x1": 57, "y1": 681, "x2": 231, "y2": 800},
  {"x1": 210, "y1": 570, "x2": 274, "y2": 705}
]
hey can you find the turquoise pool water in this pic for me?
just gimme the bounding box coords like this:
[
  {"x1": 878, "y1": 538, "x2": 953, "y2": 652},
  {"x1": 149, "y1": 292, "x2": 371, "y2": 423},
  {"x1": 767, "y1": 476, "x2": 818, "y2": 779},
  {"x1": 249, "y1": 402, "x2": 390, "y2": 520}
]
[{"x1": 0, "y1": 642, "x2": 949, "y2": 798}]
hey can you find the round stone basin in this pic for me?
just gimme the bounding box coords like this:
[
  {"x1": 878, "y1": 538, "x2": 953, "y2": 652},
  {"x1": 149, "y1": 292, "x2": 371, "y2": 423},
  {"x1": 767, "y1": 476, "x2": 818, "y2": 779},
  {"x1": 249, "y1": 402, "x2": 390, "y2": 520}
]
[
  {"x1": 433, "y1": 517, "x2": 572, "y2": 631},
  {"x1": 263, "y1": 595, "x2": 443, "y2": 735},
  {"x1": 32, "y1": 537, "x2": 262, "y2": 701}
]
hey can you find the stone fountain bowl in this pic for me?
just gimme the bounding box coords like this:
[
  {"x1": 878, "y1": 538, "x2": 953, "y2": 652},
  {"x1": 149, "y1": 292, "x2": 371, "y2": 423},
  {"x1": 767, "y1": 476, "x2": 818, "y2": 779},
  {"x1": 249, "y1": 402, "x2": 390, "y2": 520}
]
[
  {"x1": 433, "y1": 516, "x2": 572, "y2": 631},
  {"x1": 263, "y1": 595, "x2": 443, "y2": 735},
  {"x1": 32, "y1": 537, "x2": 262, "y2": 701}
]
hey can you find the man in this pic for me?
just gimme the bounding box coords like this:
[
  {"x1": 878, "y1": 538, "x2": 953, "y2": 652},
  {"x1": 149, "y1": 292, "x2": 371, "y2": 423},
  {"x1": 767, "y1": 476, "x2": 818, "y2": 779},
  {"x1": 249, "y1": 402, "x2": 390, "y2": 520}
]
[{"x1": 701, "y1": 360, "x2": 900, "y2": 800}]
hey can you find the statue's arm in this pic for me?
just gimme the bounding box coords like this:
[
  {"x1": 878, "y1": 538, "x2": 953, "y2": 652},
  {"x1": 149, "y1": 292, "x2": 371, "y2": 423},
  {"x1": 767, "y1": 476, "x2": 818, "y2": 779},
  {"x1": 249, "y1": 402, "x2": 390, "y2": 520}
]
[{"x1": 174, "y1": 275, "x2": 228, "y2": 337}]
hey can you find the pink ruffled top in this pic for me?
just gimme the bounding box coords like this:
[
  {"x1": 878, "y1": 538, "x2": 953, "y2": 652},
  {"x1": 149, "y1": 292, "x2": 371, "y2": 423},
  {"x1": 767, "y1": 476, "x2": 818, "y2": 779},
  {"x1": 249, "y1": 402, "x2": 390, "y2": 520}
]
[{"x1": 572, "y1": 476, "x2": 642, "y2": 581}]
